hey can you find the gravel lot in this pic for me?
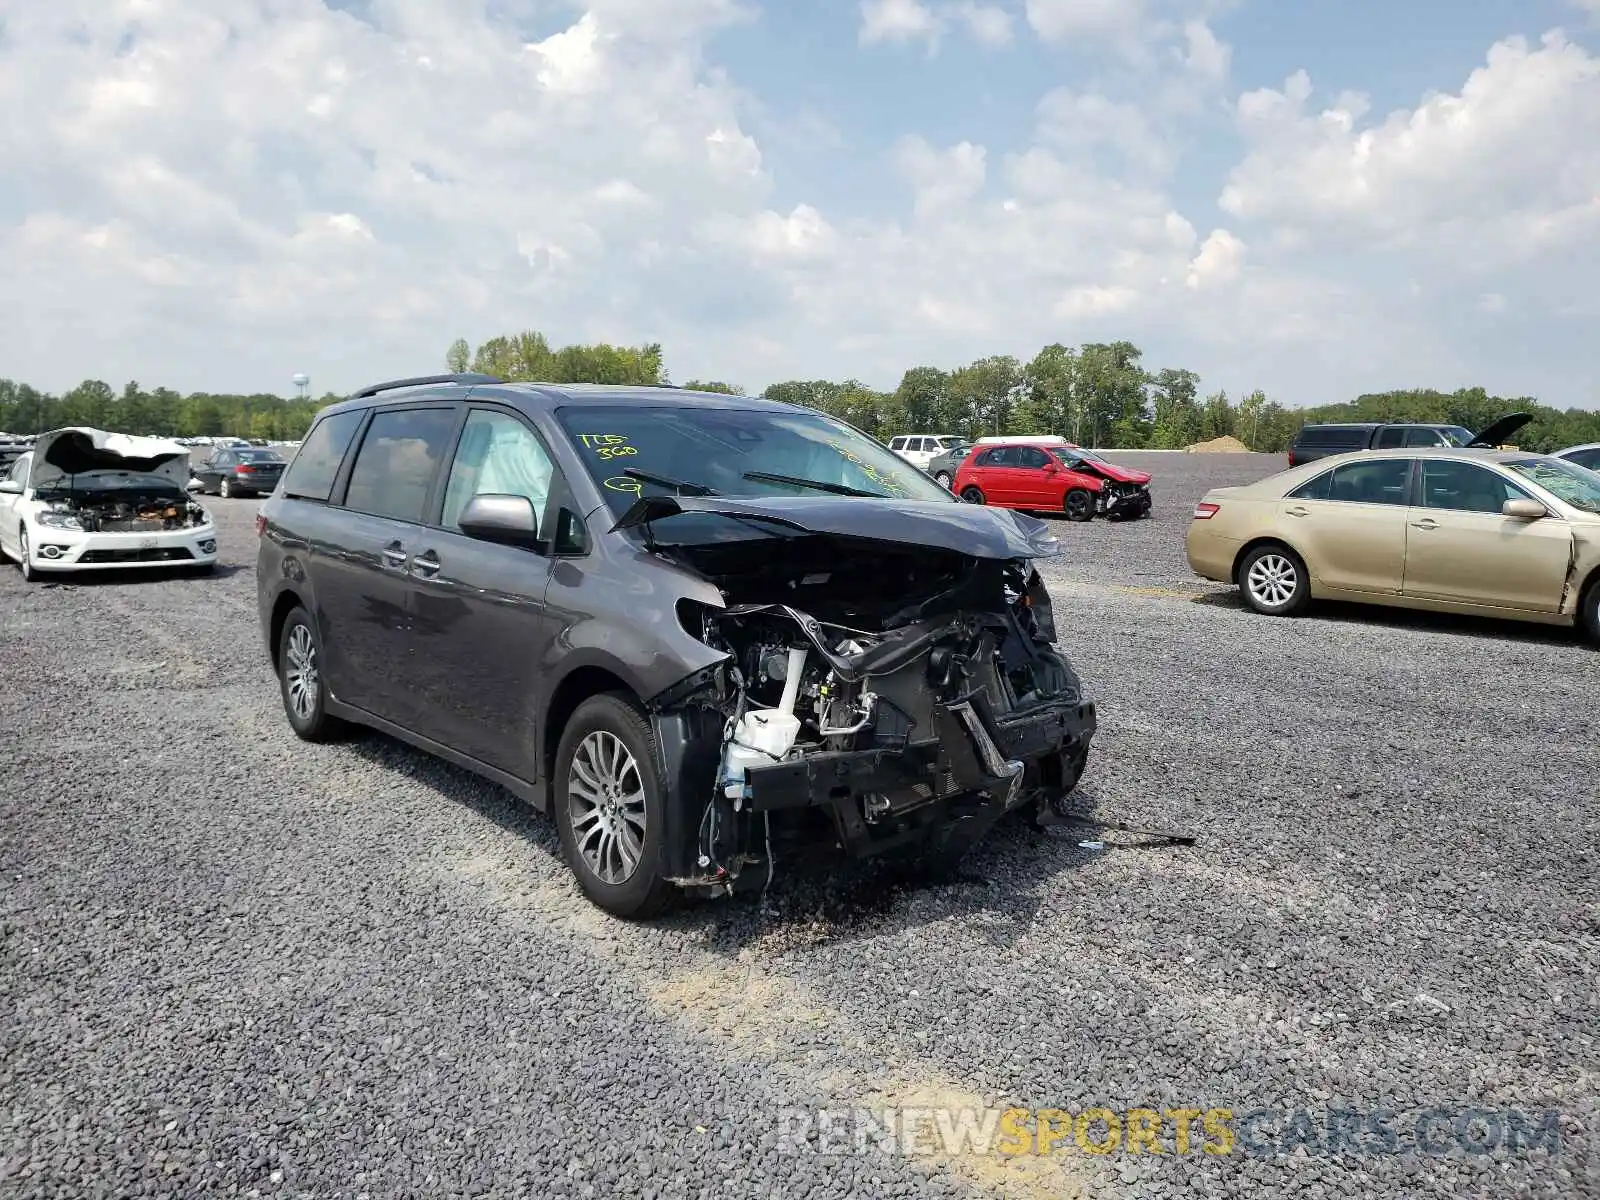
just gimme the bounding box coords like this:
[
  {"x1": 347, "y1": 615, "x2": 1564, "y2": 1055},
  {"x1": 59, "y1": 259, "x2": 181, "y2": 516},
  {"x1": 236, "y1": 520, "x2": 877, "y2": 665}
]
[{"x1": 2, "y1": 451, "x2": 1596, "y2": 1199}]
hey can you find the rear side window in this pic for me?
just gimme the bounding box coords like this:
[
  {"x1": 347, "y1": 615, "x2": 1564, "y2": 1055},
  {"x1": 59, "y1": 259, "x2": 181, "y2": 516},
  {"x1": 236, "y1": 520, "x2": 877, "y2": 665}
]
[
  {"x1": 1404, "y1": 428, "x2": 1444, "y2": 447},
  {"x1": 889, "y1": 437, "x2": 906, "y2": 450},
  {"x1": 1327, "y1": 459, "x2": 1412, "y2": 505},
  {"x1": 1299, "y1": 426, "x2": 1368, "y2": 448},
  {"x1": 1374, "y1": 427, "x2": 1406, "y2": 449},
  {"x1": 283, "y1": 410, "x2": 364, "y2": 501},
  {"x1": 1570, "y1": 448, "x2": 1600, "y2": 470},
  {"x1": 343, "y1": 407, "x2": 460, "y2": 524}
]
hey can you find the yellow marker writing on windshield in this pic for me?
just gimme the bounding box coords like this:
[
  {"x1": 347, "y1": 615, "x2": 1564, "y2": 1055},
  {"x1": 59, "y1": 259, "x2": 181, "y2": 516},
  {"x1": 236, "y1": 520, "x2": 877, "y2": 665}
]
[{"x1": 604, "y1": 475, "x2": 643, "y2": 497}]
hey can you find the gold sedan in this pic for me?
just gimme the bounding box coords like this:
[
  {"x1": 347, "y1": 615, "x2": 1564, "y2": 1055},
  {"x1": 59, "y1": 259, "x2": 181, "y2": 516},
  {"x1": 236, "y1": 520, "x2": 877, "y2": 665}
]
[{"x1": 1186, "y1": 448, "x2": 1600, "y2": 642}]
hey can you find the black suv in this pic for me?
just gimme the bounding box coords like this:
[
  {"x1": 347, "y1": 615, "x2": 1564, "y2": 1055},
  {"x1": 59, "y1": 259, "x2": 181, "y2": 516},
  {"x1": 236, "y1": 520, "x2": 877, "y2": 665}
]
[
  {"x1": 257, "y1": 374, "x2": 1097, "y2": 918},
  {"x1": 1286, "y1": 413, "x2": 1530, "y2": 468}
]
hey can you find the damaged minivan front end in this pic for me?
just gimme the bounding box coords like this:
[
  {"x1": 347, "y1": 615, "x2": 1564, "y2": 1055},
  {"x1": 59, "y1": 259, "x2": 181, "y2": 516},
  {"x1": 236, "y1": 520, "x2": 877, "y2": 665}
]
[{"x1": 619, "y1": 496, "x2": 1097, "y2": 897}]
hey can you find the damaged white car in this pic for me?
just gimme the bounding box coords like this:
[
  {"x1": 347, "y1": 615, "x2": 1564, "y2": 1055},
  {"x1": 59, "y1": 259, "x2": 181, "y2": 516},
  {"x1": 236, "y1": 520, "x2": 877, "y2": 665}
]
[{"x1": 0, "y1": 427, "x2": 219, "y2": 580}]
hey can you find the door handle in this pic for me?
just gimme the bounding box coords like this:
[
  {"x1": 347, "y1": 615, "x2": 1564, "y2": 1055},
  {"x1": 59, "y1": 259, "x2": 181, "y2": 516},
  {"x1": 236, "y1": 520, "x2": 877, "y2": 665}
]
[
  {"x1": 1285, "y1": 506, "x2": 1309, "y2": 517},
  {"x1": 1410, "y1": 518, "x2": 1438, "y2": 530},
  {"x1": 410, "y1": 550, "x2": 441, "y2": 579},
  {"x1": 381, "y1": 541, "x2": 408, "y2": 569}
]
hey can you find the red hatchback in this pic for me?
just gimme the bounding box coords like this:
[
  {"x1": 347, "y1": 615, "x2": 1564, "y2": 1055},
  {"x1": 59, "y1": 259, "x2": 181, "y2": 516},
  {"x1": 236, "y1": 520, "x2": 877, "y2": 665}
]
[{"x1": 952, "y1": 443, "x2": 1153, "y2": 522}]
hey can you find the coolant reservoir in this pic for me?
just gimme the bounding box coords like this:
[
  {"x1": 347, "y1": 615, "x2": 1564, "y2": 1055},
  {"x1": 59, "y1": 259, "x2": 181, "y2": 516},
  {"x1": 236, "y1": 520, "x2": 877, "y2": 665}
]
[
  {"x1": 735, "y1": 709, "x2": 801, "y2": 757},
  {"x1": 718, "y1": 709, "x2": 802, "y2": 801}
]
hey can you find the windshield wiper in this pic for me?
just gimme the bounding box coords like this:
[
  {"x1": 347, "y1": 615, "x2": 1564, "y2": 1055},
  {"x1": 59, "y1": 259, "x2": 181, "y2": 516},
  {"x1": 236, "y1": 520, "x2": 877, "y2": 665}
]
[
  {"x1": 622, "y1": 467, "x2": 716, "y2": 496},
  {"x1": 741, "y1": 470, "x2": 881, "y2": 498}
]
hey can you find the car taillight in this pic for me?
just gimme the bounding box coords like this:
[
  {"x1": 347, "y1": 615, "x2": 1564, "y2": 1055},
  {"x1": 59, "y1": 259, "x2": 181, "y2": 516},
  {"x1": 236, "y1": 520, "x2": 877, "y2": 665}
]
[
  {"x1": 237, "y1": 465, "x2": 254, "y2": 473},
  {"x1": 1193, "y1": 502, "x2": 1220, "y2": 519},
  {"x1": 255, "y1": 514, "x2": 268, "y2": 537}
]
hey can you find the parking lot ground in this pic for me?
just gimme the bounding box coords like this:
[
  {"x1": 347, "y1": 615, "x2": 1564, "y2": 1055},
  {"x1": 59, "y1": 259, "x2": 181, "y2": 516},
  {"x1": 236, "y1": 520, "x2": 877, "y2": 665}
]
[{"x1": 2, "y1": 452, "x2": 1596, "y2": 1198}]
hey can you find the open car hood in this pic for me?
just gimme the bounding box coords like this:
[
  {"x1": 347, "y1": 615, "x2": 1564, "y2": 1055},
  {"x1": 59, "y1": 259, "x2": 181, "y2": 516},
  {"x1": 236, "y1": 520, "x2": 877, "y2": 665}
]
[
  {"x1": 1469, "y1": 412, "x2": 1533, "y2": 448},
  {"x1": 611, "y1": 494, "x2": 1064, "y2": 560},
  {"x1": 28, "y1": 427, "x2": 192, "y2": 490}
]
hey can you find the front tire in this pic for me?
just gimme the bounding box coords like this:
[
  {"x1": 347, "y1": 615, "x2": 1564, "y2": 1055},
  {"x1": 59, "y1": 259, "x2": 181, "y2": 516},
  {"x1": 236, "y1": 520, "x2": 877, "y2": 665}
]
[
  {"x1": 959, "y1": 486, "x2": 985, "y2": 505},
  {"x1": 554, "y1": 694, "x2": 676, "y2": 920},
  {"x1": 1238, "y1": 543, "x2": 1310, "y2": 617},
  {"x1": 277, "y1": 606, "x2": 346, "y2": 741},
  {"x1": 1580, "y1": 578, "x2": 1600, "y2": 647},
  {"x1": 1064, "y1": 488, "x2": 1095, "y2": 522},
  {"x1": 935, "y1": 471, "x2": 952, "y2": 489},
  {"x1": 17, "y1": 527, "x2": 41, "y2": 583}
]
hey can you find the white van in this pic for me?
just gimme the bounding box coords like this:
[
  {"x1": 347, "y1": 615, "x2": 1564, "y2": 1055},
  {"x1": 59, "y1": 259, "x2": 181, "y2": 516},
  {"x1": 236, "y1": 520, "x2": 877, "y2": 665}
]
[
  {"x1": 888, "y1": 433, "x2": 966, "y2": 470},
  {"x1": 975, "y1": 434, "x2": 1075, "y2": 447}
]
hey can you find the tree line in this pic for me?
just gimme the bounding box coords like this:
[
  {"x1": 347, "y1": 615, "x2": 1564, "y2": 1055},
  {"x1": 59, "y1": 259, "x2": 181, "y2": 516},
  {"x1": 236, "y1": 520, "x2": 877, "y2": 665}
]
[{"x1": 2, "y1": 329, "x2": 1595, "y2": 454}]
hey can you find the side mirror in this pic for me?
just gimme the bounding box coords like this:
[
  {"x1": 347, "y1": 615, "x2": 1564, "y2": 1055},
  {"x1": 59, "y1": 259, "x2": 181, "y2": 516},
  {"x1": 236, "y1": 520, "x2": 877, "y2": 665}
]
[
  {"x1": 0, "y1": 480, "x2": 22, "y2": 495},
  {"x1": 1502, "y1": 498, "x2": 1546, "y2": 520},
  {"x1": 458, "y1": 493, "x2": 542, "y2": 549}
]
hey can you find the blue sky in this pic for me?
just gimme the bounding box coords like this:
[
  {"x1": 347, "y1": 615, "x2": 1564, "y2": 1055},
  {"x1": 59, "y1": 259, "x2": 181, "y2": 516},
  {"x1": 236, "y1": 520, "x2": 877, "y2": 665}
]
[{"x1": 1, "y1": 0, "x2": 1597, "y2": 408}]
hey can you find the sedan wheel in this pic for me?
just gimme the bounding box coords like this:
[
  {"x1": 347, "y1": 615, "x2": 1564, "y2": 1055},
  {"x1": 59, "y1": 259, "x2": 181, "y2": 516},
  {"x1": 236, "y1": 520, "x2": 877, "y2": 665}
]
[
  {"x1": 219, "y1": 476, "x2": 234, "y2": 498},
  {"x1": 1064, "y1": 488, "x2": 1095, "y2": 522},
  {"x1": 935, "y1": 471, "x2": 952, "y2": 489},
  {"x1": 1239, "y1": 544, "x2": 1310, "y2": 616},
  {"x1": 18, "y1": 527, "x2": 40, "y2": 583}
]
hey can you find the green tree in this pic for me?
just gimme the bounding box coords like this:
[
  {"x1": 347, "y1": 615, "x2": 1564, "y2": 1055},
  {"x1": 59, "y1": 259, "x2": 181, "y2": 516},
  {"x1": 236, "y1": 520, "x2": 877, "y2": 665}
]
[
  {"x1": 681, "y1": 380, "x2": 743, "y2": 395},
  {"x1": 446, "y1": 338, "x2": 471, "y2": 373}
]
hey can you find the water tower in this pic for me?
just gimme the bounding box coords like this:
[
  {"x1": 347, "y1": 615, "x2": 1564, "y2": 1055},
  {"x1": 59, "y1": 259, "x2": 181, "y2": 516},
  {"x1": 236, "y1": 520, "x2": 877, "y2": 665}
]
[{"x1": 292, "y1": 373, "x2": 310, "y2": 400}]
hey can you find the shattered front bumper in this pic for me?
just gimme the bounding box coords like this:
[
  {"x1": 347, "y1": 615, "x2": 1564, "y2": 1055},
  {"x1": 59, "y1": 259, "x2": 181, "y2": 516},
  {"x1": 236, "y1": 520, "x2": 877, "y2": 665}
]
[
  {"x1": 740, "y1": 692, "x2": 1097, "y2": 859},
  {"x1": 1103, "y1": 487, "x2": 1151, "y2": 518}
]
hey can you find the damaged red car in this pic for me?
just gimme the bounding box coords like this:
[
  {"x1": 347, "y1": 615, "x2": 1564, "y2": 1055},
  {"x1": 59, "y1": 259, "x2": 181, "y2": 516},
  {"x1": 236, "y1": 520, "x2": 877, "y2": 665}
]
[{"x1": 953, "y1": 442, "x2": 1153, "y2": 522}]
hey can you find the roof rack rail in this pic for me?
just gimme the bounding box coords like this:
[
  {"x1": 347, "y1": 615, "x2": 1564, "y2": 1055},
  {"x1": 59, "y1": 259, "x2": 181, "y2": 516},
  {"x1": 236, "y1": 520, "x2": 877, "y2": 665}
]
[{"x1": 351, "y1": 372, "x2": 505, "y2": 399}]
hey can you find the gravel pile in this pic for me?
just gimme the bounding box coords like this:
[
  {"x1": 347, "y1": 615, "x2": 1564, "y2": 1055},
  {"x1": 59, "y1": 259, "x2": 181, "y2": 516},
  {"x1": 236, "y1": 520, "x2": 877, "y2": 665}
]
[{"x1": 1, "y1": 465, "x2": 1595, "y2": 1199}]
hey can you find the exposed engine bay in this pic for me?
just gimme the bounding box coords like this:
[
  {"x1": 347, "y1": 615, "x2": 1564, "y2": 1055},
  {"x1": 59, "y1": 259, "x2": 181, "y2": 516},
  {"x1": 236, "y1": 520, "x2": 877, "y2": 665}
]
[
  {"x1": 649, "y1": 529, "x2": 1097, "y2": 896},
  {"x1": 37, "y1": 488, "x2": 210, "y2": 533}
]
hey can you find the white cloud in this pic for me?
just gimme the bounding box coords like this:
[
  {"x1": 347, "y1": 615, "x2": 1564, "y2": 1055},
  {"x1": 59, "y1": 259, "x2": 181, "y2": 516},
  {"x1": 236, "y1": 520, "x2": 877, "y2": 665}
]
[
  {"x1": 1185, "y1": 229, "x2": 1246, "y2": 289},
  {"x1": 0, "y1": 7, "x2": 1595, "y2": 410},
  {"x1": 953, "y1": 3, "x2": 1015, "y2": 47},
  {"x1": 858, "y1": 0, "x2": 1014, "y2": 50},
  {"x1": 1024, "y1": 0, "x2": 1142, "y2": 42},
  {"x1": 859, "y1": 0, "x2": 942, "y2": 47},
  {"x1": 1220, "y1": 31, "x2": 1600, "y2": 263}
]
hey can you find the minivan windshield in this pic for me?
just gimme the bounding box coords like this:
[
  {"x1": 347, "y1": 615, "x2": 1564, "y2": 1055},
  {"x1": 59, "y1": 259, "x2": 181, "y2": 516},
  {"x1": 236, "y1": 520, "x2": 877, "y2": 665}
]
[{"x1": 558, "y1": 405, "x2": 952, "y2": 512}]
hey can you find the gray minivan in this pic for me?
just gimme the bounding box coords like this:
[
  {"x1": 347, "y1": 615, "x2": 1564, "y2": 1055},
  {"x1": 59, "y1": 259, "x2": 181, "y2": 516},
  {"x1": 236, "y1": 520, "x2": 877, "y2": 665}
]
[{"x1": 257, "y1": 375, "x2": 1098, "y2": 918}]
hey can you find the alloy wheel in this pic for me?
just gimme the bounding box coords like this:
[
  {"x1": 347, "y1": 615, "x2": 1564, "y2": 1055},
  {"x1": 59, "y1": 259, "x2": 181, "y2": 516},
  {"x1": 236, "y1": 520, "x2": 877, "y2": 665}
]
[
  {"x1": 1246, "y1": 553, "x2": 1298, "y2": 609},
  {"x1": 566, "y1": 730, "x2": 648, "y2": 885},
  {"x1": 283, "y1": 624, "x2": 319, "y2": 721}
]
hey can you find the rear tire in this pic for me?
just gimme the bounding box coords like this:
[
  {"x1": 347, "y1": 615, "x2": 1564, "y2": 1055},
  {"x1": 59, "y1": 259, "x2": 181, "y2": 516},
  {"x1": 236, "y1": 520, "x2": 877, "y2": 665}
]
[
  {"x1": 960, "y1": 486, "x2": 985, "y2": 505},
  {"x1": 219, "y1": 476, "x2": 234, "y2": 499},
  {"x1": 1237, "y1": 543, "x2": 1310, "y2": 617},
  {"x1": 1063, "y1": 488, "x2": 1095, "y2": 522},
  {"x1": 277, "y1": 606, "x2": 346, "y2": 741},
  {"x1": 553, "y1": 693, "x2": 677, "y2": 920}
]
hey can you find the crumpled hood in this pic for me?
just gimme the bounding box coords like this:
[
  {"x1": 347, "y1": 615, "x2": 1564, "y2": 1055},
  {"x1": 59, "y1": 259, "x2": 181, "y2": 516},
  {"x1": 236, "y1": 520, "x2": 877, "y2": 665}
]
[
  {"x1": 1084, "y1": 460, "x2": 1151, "y2": 485},
  {"x1": 28, "y1": 427, "x2": 192, "y2": 490},
  {"x1": 612, "y1": 494, "x2": 1064, "y2": 560}
]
